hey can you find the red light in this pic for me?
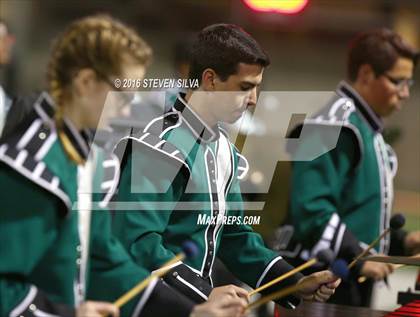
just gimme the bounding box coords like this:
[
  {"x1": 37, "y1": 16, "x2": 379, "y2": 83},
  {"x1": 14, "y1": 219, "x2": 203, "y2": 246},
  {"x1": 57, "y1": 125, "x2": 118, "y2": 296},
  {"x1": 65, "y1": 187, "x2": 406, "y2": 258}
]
[{"x1": 243, "y1": 0, "x2": 309, "y2": 15}]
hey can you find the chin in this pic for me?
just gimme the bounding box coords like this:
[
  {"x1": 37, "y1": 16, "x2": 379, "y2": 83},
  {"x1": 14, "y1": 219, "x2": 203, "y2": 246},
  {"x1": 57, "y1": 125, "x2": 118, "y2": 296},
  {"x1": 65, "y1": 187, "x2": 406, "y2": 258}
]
[
  {"x1": 381, "y1": 108, "x2": 397, "y2": 117},
  {"x1": 390, "y1": 103, "x2": 402, "y2": 112},
  {"x1": 394, "y1": 103, "x2": 403, "y2": 112},
  {"x1": 226, "y1": 116, "x2": 242, "y2": 124}
]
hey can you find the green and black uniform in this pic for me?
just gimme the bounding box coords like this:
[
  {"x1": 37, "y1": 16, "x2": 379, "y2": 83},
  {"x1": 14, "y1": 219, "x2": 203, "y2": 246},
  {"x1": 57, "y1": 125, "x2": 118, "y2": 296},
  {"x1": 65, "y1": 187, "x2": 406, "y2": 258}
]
[
  {"x1": 113, "y1": 94, "x2": 303, "y2": 309},
  {"x1": 281, "y1": 81, "x2": 406, "y2": 306},
  {"x1": 0, "y1": 93, "x2": 194, "y2": 317}
]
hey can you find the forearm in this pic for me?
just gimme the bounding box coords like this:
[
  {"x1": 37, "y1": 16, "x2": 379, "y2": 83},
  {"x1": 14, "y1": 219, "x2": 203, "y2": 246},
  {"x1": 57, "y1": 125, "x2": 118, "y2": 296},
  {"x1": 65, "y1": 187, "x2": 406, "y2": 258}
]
[
  {"x1": 255, "y1": 257, "x2": 303, "y2": 309},
  {"x1": 139, "y1": 279, "x2": 195, "y2": 317},
  {"x1": 162, "y1": 263, "x2": 213, "y2": 304},
  {"x1": 0, "y1": 280, "x2": 74, "y2": 317}
]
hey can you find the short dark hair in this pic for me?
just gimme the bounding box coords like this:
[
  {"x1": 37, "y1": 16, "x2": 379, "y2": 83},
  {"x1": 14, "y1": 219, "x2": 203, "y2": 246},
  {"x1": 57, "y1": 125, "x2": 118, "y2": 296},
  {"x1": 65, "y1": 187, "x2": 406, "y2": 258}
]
[
  {"x1": 189, "y1": 24, "x2": 270, "y2": 85},
  {"x1": 347, "y1": 28, "x2": 419, "y2": 82}
]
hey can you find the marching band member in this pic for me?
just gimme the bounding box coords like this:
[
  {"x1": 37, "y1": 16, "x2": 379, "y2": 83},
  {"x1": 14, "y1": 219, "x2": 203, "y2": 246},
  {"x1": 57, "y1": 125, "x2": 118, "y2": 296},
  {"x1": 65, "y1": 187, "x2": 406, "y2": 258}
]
[
  {"x1": 0, "y1": 15, "x2": 247, "y2": 317},
  {"x1": 283, "y1": 28, "x2": 419, "y2": 306},
  {"x1": 113, "y1": 23, "x2": 341, "y2": 310}
]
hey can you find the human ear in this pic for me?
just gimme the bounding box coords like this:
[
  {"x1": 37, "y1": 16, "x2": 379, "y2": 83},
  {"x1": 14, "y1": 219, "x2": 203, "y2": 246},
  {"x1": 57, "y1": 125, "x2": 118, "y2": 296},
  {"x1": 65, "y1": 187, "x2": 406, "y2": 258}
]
[
  {"x1": 201, "y1": 68, "x2": 217, "y2": 91},
  {"x1": 357, "y1": 64, "x2": 376, "y2": 85},
  {"x1": 72, "y1": 68, "x2": 98, "y2": 97}
]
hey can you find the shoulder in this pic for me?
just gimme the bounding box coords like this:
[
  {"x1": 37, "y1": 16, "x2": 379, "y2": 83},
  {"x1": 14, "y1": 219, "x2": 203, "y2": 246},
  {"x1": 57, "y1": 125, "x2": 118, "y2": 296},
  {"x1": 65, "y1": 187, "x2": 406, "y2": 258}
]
[
  {"x1": 143, "y1": 111, "x2": 181, "y2": 137},
  {"x1": 1, "y1": 92, "x2": 40, "y2": 140},
  {"x1": 114, "y1": 112, "x2": 191, "y2": 175},
  {"x1": 299, "y1": 95, "x2": 357, "y2": 131},
  {"x1": 0, "y1": 93, "x2": 72, "y2": 213},
  {"x1": 287, "y1": 94, "x2": 364, "y2": 166},
  {"x1": 0, "y1": 156, "x2": 66, "y2": 218},
  {"x1": 1, "y1": 92, "x2": 57, "y2": 159}
]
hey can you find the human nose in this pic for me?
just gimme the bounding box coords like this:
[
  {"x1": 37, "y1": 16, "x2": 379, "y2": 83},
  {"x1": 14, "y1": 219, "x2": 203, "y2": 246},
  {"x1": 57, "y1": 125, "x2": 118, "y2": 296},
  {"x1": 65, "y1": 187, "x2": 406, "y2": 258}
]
[
  {"x1": 398, "y1": 83, "x2": 410, "y2": 99},
  {"x1": 247, "y1": 87, "x2": 258, "y2": 106}
]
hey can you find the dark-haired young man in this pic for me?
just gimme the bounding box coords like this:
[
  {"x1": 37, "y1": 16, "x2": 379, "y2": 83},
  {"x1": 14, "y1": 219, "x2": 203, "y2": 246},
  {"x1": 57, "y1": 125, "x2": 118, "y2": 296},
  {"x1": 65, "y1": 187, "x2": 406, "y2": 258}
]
[
  {"x1": 283, "y1": 28, "x2": 419, "y2": 306},
  {"x1": 113, "y1": 23, "x2": 340, "y2": 309}
]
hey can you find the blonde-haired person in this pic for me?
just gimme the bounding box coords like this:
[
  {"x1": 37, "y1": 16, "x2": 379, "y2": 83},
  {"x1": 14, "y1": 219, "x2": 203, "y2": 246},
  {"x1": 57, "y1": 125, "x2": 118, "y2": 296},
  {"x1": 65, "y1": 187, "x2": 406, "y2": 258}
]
[
  {"x1": 0, "y1": 15, "x2": 247, "y2": 317},
  {"x1": 0, "y1": 18, "x2": 15, "y2": 136}
]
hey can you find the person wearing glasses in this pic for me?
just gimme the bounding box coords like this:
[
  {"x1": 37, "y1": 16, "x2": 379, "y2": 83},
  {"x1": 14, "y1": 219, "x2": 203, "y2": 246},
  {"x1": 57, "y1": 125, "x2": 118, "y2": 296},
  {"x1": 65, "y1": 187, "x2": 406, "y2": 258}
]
[
  {"x1": 280, "y1": 28, "x2": 419, "y2": 307},
  {"x1": 0, "y1": 15, "x2": 249, "y2": 317}
]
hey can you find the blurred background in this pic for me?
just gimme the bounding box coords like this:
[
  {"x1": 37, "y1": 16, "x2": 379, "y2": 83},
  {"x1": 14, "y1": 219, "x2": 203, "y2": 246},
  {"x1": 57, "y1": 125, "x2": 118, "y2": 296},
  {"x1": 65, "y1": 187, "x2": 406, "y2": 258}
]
[
  {"x1": 1, "y1": 0, "x2": 418, "y2": 232},
  {"x1": 0, "y1": 0, "x2": 419, "y2": 310}
]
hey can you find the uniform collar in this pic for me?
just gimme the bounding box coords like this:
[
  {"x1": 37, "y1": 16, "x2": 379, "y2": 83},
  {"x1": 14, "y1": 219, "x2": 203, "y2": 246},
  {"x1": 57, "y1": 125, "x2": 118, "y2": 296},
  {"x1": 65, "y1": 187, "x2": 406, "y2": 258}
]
[
  {"x1": 36, "y1": 92, "x2": 92, "y2": 162},
  {"x1": 172, "y1": 93, "x2": 219, "y2": 143},
  {"x1": 337, "y1": 81, "x2": 384, "y2": 132},
  {"x1": 60, "y1": 118, "x2": 92, "y2": 163}
]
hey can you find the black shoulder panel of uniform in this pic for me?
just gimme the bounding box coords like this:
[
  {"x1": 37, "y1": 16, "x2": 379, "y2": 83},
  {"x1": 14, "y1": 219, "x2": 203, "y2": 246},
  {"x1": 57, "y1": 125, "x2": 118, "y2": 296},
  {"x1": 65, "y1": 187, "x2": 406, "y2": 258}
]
[
  {"x1": 1, "y1": 92, "x2": 40, "y2": 141},
  {"x1": 0, "y1": 92, "x2": 71, "y2": 215},
  {"x1": 114, "y1": 111, "x2": 191, "y2": 175},
  {"x1": 115, "y1": 133, "x2": 190, "y2": 174},
  {"x1": 142, "y1": 111, "x2": 180, "y2": 136},
  {"x1": 286, "y1": 96, "x2": 363, "y2": 168}
]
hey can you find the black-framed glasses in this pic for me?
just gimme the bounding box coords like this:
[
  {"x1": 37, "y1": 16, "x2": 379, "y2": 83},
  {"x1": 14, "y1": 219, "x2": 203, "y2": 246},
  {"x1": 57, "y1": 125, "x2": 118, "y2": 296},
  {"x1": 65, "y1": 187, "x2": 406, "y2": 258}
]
[{"x1": 382, "y1": 73, "x2": 414, "y2": 91}]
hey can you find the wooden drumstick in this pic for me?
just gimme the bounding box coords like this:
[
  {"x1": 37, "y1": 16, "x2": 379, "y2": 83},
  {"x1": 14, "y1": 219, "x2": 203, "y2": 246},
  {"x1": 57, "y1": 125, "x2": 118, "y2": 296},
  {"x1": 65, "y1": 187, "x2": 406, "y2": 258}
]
[
  {"x1": 247, "y1": 259, "x2": 349, "y2": 311},
  {"x1": 358, "y1": 264, "x2": 405, "y2": 284},
  {"x1": 348, "y1": 229, "x2": 390, "y2": 269},
  {"x1": 360, "y1": 255, "x2": 420, "y2": 266},
  {"x1": 113, "y1": 241, "x2": 198, "y2": 308},
  {"x1": 358, "y1": 254, "x2": 420, "y2": 283},
  {"x1": 248, "y1": 249, "x2": 334, "y2": 296},
  {"x1": 348, "y1": 214, "x2": 405, "y2": 270},
  {"x1": 247, "y1": 279, "x2": 308, "y2": 311}
]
